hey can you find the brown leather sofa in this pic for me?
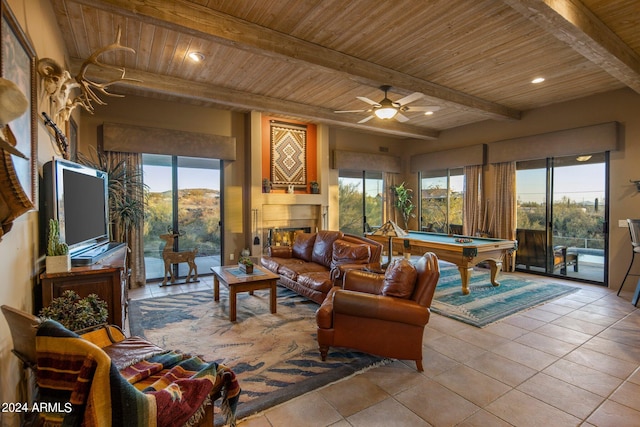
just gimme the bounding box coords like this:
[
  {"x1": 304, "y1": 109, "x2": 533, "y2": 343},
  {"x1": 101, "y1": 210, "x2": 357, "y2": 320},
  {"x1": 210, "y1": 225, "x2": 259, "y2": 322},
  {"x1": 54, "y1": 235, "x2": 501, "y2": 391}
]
[
  {"x1": 261, "y1": 230, "x2": 383, "y2": 304},
  {"x1": 316, "y1": 252, "x2": 440, "y2": 371}
]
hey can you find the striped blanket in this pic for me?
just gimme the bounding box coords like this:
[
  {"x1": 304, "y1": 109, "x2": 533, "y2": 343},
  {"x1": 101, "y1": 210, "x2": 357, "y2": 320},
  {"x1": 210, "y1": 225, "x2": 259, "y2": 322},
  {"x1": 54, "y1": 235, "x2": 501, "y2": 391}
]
[{"x1": 36, "y1": 320, "x2": 240, "y2": 426}]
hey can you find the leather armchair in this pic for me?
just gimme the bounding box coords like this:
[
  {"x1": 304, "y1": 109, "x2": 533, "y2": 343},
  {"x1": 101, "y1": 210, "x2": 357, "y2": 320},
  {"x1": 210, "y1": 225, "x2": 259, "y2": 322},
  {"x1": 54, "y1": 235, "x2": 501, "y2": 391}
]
[{"x1": 316, "y1": 252, "x2": 440, "y2": 371}]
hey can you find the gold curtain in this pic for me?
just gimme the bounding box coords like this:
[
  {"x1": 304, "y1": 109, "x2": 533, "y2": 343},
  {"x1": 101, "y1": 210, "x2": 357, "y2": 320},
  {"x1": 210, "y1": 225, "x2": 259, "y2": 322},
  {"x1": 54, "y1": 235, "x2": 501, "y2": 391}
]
[
  {"x1": 383, "y1": 172, "x2": 399, "y2": 224},
  {"x1": 492, "y1": 161, "x2": 517, "y2": 270},
  {"x1": 463, "y1": 165, "x2": 483, "y2": 236},
  {"x1": 107, "y1": 151, "x2": 146, "y2": 288}
]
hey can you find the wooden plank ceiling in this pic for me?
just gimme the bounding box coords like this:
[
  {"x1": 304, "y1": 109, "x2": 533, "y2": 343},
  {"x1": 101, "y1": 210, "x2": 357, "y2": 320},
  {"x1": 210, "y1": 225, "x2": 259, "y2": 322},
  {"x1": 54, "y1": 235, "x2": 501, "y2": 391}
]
[{"x1": 50, "y1": 0, "x2": 640, "y2": 140}]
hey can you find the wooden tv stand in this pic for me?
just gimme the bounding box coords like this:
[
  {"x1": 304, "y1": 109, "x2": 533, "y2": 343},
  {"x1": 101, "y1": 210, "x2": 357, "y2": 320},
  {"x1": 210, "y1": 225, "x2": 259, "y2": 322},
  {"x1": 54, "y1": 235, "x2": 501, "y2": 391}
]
[{"x1": 40, "y1": 244, "x2": 128, "y2": 328}]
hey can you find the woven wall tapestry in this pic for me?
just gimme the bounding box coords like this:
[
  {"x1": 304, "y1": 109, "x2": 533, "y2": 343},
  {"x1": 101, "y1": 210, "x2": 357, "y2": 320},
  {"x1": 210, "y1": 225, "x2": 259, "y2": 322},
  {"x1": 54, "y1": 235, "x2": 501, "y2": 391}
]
[{"x1": 270, "y1": 121, "x2": 307, "y2": 187}]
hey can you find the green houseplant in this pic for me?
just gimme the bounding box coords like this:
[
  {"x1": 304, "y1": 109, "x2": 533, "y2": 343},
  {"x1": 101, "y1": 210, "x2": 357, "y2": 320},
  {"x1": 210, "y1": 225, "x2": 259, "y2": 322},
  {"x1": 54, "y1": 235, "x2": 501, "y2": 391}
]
[
  {"x1": 78, "y1": 148, "x2": 147, "y2": 244},
  {"x1": 392, "y1": 182, "x2": 416, "y2": 230},
  {"x1": 45, "y1": 219, "x2": 70, "y2": 273},
  {"x1": 39, "y1": 290, "x2": 108, "y2": 332},
  {"x1": 238, "y1": 256, "x2": 254, "y2": 273}
]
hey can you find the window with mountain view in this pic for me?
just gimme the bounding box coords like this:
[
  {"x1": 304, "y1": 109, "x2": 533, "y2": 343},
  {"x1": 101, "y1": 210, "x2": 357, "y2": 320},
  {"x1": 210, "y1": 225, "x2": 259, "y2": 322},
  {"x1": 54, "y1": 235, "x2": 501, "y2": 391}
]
[
  {"x1": 142, "y1": 154, "x2": 221, "y2": 281},
  {"x1": 420, "y1": 168, "x2": 464, "y2": 234},
  {"x1": 339, "y1": 171, "x2": 383, "y2": 235}
]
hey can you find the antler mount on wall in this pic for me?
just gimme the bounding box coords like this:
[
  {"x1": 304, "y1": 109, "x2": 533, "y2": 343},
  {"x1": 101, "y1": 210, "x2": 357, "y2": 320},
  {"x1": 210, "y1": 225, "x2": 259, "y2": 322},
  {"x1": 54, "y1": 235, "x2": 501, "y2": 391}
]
[{"x1": 37, "y1": 27, "x2": 138, "y2": 124}]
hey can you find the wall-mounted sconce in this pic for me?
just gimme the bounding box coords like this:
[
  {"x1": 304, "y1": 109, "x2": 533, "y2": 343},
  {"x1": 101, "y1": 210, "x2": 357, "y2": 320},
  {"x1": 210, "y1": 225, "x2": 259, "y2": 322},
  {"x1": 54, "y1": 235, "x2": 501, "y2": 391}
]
[{"x1": 630, "y1": 180, "x2": 640, "y2": 191}]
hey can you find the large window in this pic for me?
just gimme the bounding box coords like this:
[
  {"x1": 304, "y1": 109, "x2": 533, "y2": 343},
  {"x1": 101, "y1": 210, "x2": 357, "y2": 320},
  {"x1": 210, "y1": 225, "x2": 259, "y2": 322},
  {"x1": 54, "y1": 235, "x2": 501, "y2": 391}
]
[
  {"x1": 420, "y1": 168, "x2": 464, "y2": 233},
  {"x1": 338, "y1": 171, "x2": 383, "y2": 235}
]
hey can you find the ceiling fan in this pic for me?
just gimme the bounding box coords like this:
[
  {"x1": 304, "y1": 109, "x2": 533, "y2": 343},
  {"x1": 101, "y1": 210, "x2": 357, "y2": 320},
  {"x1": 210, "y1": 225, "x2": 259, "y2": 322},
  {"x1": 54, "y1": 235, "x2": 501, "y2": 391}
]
[{"x1": 334, "y1": 85, "x2": 440, "y2": 123}]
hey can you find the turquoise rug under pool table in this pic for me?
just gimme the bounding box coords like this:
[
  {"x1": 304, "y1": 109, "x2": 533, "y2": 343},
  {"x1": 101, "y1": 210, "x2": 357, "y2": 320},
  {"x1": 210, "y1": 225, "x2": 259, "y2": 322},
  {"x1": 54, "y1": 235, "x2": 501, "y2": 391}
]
[{"x1": 431, "y1": 262, "x2": 579, "y2": 327}]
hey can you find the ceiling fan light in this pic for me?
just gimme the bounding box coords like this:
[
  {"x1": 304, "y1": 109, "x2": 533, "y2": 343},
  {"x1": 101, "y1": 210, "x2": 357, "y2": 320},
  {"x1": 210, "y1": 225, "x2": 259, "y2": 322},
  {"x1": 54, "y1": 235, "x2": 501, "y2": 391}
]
[{"x1": 375, "y1": 107, "x2": 397, "y2": 119}]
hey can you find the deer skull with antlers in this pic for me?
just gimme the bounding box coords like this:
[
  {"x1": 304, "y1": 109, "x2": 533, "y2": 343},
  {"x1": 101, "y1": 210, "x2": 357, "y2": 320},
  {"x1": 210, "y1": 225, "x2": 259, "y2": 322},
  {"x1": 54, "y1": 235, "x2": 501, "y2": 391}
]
[{"x1": 38, "y1": 27, "x2": 138, "y2": 123}]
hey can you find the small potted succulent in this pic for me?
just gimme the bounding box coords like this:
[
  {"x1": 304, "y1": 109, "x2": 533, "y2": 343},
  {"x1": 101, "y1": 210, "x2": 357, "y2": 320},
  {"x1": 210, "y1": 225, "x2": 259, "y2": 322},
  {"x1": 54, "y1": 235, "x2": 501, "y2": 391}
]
[
  {"x1": 262, "y1": 178, "x2": 272, "y2": 193},
  {"x1": 39, "y1": 290, "x2": 108, "y2": 332},
  {"x1": 238, "y1": 256, "x2": 254, "y2": 274},
  {"x1": 310, "y1": 181, "x2": 320, "y2": 194},
  {"x1": 46, "y1": 219, "x2": 70, "y2": 273}
]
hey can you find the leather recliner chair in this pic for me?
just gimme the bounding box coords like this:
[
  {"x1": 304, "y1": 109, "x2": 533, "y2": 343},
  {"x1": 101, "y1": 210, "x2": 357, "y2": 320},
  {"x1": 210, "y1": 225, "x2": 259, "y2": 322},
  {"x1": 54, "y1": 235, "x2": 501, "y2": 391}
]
[{"x1": 316, "y1": 252, "x2": 440, "y2": 371}]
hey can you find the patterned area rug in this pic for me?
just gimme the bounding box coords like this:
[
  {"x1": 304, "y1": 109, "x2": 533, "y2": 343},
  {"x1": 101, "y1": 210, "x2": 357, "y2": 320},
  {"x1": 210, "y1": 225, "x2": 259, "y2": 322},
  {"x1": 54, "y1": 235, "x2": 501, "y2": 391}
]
[
  {"x1": 431, "y1": 262, "x2": 579, "y2": 327},
  {"x1": 128, "y1": 286, "x2": 384, "y2": 420}
]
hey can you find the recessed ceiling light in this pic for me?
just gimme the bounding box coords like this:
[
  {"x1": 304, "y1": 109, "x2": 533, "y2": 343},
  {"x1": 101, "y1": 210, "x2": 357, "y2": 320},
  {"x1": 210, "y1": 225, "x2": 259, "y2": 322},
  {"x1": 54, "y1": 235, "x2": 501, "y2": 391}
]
[
  {"x1": 424, "y1": 111, "x2": 434, "y2": 116},
  {"x1": 188, "y1": 52, "x2": 205, "y2": 62},
  {"x1": 531, "y1": 77, "x2": 545, "y2": 84}
]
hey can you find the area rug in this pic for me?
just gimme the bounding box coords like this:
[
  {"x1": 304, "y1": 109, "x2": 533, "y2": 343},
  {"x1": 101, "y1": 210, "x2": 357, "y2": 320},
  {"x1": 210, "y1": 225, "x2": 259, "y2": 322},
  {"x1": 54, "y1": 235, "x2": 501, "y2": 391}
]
[
  {"x1": 431, "y1": 262, "x2": 579, "y2": 327},
  {"x1": 128, "y1": 287, "x2": 384, "y2": 420}
]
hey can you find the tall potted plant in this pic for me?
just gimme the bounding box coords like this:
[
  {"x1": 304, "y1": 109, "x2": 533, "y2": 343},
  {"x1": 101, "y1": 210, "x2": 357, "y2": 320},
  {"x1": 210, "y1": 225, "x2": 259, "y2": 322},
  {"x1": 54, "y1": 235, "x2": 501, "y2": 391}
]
[
  {"x1": 392, "y1": 182, "x2": 416, "y2": 230},
  {"x1": 79, "y1": 149, "x2": 147, "y2": 243}
]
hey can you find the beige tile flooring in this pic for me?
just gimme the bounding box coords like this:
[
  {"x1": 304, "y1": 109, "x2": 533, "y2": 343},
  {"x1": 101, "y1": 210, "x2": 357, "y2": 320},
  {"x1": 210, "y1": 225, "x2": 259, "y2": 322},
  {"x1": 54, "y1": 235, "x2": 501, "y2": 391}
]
[{"x1": 128, "y1": 273, "x2": 640, "y2": 427}]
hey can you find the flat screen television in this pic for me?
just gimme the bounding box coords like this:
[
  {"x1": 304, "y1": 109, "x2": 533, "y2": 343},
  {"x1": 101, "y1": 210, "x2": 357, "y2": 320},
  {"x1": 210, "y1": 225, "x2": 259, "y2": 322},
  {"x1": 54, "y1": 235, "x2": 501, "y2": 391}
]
[{"x1": 42, "y1": 159, "x2": 114, "y2": 264}]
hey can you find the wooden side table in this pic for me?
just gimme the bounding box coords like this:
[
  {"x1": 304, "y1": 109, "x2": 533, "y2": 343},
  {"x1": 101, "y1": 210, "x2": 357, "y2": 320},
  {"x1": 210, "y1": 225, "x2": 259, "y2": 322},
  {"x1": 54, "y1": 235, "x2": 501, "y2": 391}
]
[
  {"x1": 40, "y1": 245, "x2": 127, "y2": 328},
  {"x1": 211, "y1": 265, "x2": 280, "y2": 322}
]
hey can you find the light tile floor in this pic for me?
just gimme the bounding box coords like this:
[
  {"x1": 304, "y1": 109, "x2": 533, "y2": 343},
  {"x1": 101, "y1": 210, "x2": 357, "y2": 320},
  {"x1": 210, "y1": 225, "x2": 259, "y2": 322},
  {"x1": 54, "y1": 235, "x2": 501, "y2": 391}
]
[{"x1": 128, "y1": 273, "x2": 640, "y2": 427}]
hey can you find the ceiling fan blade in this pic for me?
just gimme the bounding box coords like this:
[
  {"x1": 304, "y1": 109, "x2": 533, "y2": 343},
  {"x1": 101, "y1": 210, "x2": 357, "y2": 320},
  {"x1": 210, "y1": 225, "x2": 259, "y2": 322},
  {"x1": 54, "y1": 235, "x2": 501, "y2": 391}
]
[
  {"x1": 356, "y1": 96, "x2": 381, "y2": 106},
  {"x1": 405, "y1": 106, "x2": 441, "y2": 112},
  {"x1": 394, "y1": 112, "x2": 410, "y2": 123},
  {"x1": 358, "y1": 115, "x2": 375, "y2": 123},
  {"x1": 334, "y1": 109, "x2": 370, "y2": 113},
  {"x1": 396, "y1": 92, "x2": 424, "y2": 106}
]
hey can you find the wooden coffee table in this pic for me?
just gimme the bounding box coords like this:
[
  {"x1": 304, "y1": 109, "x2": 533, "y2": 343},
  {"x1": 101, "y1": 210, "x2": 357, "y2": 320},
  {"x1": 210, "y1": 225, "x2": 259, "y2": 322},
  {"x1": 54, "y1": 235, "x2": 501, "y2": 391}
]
[{"x1": 210, "y1": 265, "x2": 280, "y2": 321}]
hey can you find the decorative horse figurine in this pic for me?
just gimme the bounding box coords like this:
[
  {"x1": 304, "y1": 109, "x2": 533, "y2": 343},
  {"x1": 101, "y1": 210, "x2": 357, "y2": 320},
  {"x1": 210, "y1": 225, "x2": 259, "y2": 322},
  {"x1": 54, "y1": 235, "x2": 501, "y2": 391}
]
[{"x1": 159, "y1": 233, "x2": 198, "y2": 286}]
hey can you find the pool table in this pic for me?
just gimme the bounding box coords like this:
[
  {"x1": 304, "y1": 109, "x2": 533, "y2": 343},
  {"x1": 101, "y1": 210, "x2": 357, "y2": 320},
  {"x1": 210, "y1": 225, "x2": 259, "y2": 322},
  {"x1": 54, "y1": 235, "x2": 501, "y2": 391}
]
[{"x1": 368, "y1": 231, "x2": 517, "y2": 295}]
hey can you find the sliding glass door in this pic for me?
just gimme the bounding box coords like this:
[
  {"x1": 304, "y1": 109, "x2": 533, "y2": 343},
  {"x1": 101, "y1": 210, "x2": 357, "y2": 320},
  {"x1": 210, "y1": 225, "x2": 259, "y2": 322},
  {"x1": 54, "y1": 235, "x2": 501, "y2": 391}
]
[
  {"x1": 551, "y1": 155, "x2": 606, "y2": 282},
  {"x1": 516, "y1": 154, "x2": 607, "y2": 284},
  {"x1": 143, "y1": 154, "x2": 222, "y2": 282},
  {"x1": 338, "y1": 171, "x2": 383, "y2": 235}
]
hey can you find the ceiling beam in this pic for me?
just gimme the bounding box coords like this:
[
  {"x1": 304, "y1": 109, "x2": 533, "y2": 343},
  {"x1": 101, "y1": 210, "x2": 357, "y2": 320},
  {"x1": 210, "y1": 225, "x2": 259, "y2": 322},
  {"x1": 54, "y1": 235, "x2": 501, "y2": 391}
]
[
  {"x1": 71, "y1": 0, "x2": 521, "y2": 121},
  {"x1": 72, "y1": 59, "x2": 440, "y2": 140},
  {"x1": 504, "y1": 0, "x2": 640, "y2": 94}
]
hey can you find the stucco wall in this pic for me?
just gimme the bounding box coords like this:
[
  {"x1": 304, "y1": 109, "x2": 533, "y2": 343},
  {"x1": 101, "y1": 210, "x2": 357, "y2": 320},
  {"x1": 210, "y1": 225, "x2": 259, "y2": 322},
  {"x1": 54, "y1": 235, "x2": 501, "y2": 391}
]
[{"x1": 0, "y1": 1, "x2": 64, "y2": 425}]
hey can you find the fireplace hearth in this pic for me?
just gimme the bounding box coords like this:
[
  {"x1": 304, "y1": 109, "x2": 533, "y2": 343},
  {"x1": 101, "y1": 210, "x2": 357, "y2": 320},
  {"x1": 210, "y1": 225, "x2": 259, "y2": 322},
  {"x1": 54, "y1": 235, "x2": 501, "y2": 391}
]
[{"x1": 266, "y1": 227, "x2": 312, "y2": 247}]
